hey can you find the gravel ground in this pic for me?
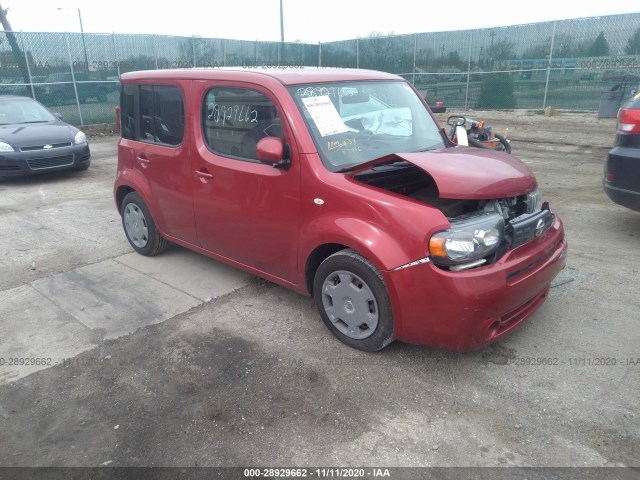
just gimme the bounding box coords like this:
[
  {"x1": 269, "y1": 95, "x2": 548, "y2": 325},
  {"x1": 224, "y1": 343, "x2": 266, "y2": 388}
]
[{"x1": 0, "y1": 110, "x2": 638, "y2": 472}]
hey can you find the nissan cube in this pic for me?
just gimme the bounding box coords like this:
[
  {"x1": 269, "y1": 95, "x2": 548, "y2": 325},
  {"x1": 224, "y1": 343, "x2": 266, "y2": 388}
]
[{"x1": 114, "y1": 68, "x2": 567, "y2": 352}]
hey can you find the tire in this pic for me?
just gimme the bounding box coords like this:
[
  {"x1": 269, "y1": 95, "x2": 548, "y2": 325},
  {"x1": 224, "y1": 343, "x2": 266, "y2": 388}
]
[
  {"x1": 313, "y1": 249, "x2": 394, "y2": 351},
  {"x1": 120, "y1": 192, "x2": 169, "y2": 256},
  {"x1": 468, "y1": 137, "x2": 490, "y2": 149},
  {"x1": 494, "y1": 133, "x2": 512, "y2": 154}
]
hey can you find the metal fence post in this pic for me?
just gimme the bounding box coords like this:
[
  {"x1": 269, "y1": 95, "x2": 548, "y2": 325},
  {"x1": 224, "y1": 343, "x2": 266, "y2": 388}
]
[
  {"x1": 64, "y1": 32, "x2": 84, "y2": 127},
  {"x1": 412, "y1": 34, "x2": 417, "y2": 84},
  {"x1": 464, "y1": 30, "x2": 473, "y2": 110},
  {"x1": 356, "y1": 38, "x2": 359, "y2": 69},
  {"x1": 111, "y1": 33, "x2": 121, "y2": 78},
  {"x1": 222, "y1": 40, "x2": 226, "y2": 67},
  {"x1": 318, "y1": 42, "x2": 322, "y2": 67},
  {"x1": 153, "y1": 34, "x2": 158, "y2": 69},
  {"x1": 18, "y1": 32, "x2": 36, "y2": 99},
  {"x1": 192, "y1": 36, "x2": 197, "y2": 67},
  {"x1": 542, "y1": 21, "x2": 557, "y2": 109}
]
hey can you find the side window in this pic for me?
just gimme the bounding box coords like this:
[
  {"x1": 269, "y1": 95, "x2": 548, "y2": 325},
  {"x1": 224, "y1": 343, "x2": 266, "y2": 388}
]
[
  {"x1": 130, "y1": 84, "x2": 184, "y2": 146},
  {"x1": 139, "y1": 85, "x2": 155, "y2": 142},
  {"x1": 120, "y1": 84, "x2": 136, "y2": 140},
  {"x1": 202, "y1": 87, "x2": 283, "y2": 161},
  {"x1": 154, "y1": 85, "x2": 185, "y2": 146}
]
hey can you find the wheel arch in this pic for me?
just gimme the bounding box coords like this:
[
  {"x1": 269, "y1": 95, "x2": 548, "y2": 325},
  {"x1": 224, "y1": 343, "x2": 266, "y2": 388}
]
[
  {"x1": 305, "y1": 243, "x2": 351, "y2": 295},
  {"x1": 115, "y1": 184, "x2": 135, "y2": 213},
  {"x1": 302, "y1": 216, "x2": 423, "y2": 295}
]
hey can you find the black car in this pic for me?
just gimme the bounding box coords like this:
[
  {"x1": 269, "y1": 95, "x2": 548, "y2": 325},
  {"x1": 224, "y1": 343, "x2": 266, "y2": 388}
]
[
  {"x1": 603, "y1": 90, "x2": 640, "y2": 211},
  {"x1": 36, "y1": 72, "x2": 118, "y2": 106},
  {"x1": 0, "y1": 95, "x2": 90, "y2": 178}
]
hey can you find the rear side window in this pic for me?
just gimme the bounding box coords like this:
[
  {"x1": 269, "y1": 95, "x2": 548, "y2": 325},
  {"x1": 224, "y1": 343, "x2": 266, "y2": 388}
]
[
  {"x1": 120, "y1": 84, "x2": 184, "y2": 146},
  {"x1": 120, "y1": 84, "x2": 136, "y2": 140},
  {"x1": 202, "y1": 87, "x2": 283, "y2": 161}
]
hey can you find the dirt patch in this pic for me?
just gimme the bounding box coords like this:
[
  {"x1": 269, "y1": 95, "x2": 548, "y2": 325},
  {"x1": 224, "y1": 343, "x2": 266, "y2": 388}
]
[{"x1": 83, "y1": 123, "x2": 119, "y2": 139}]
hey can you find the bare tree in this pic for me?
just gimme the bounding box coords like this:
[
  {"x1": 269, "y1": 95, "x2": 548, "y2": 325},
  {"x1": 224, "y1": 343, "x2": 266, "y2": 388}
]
[{"x1": 0, "y1": 3, "x2": 30, "y2": 83}]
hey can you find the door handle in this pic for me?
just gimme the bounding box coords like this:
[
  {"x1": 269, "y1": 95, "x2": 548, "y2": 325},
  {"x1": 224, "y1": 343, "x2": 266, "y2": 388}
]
[
  {"x1": 194, "y1": 170, "x2": 214, "y2": 180},
  {"x1": 136, "y1": 155, "x2": 150, "y2": 167}
]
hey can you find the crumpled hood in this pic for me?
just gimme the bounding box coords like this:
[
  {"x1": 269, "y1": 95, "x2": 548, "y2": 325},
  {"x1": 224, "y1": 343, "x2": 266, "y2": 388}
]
[
  {"x1": 0, "y1": 122, "x2": 77, "y2": 147},
  {"x1": 352, "y1": 147, "x2": 537, "y2": 200}
]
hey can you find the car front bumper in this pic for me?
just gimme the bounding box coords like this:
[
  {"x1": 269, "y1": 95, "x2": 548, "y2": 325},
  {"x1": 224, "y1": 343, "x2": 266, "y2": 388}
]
[
  {"x1": 384, "y1": 215, "x2": 568, "y2": 351},
  {"x1": 0, "y1": 143, "x2": 91, "y2": 177}
]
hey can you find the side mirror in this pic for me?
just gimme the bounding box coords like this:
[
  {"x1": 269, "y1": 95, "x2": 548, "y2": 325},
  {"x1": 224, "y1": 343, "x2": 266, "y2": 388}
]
[
  {"x1": 53, "y1": 112, "x2": 63, "y2": 120},
  {"x1": 256, "y1": 137, "x2": 290, "y2": 169}
]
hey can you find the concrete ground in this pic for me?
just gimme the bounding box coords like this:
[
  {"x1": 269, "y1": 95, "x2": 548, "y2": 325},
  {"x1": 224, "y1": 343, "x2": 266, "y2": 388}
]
[{"x1": 0, "y1": 111, "x2": 638, "y2": 469}]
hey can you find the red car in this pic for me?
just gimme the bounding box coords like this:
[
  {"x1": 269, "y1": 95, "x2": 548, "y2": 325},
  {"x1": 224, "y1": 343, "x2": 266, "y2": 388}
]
[{"x1": 114, "y1": 68, "x2": 567, "y2": 352}]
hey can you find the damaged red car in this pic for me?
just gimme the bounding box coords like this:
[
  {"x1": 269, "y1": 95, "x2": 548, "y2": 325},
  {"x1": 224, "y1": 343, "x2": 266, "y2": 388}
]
[{"x1": 114, "y1": 68, "x2": 567, "y2": 352}]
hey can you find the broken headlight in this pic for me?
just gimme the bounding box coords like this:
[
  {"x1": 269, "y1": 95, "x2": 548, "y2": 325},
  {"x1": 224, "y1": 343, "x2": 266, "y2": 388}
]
[{"x1": 429, "y1": 212, "x2": 504, "y2": 268}]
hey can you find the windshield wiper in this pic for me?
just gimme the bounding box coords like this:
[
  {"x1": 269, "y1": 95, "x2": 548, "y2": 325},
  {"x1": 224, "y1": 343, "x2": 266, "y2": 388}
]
[{"x1": 21, "y1": 120, "x2": 49, "y2": 124}]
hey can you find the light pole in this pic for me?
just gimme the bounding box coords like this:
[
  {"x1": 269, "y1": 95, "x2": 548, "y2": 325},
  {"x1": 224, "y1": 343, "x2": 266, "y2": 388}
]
[
  {"x1": 279, "y1": 0, "x2": 284, "y2": 42},
  {"x1": 77, "y1": 8, "x2": 89, "y2": 68},
  {"x1": 58, "y1": 7, "x2": 89, "y2": 69}
]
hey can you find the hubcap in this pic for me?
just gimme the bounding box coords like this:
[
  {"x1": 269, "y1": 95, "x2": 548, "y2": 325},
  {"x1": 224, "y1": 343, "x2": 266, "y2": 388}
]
[
  {"x1": 123, "y1": 202, "x2": 149, "y2": 248},
  {"x1": 321, "y1": 270, "x2": 379, "y2": 340}
]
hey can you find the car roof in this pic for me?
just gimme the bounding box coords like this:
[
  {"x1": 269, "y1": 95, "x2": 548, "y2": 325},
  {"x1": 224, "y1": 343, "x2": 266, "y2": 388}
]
[{"x1": 120, "y1": 67, "x2": 403, "y2": 85}]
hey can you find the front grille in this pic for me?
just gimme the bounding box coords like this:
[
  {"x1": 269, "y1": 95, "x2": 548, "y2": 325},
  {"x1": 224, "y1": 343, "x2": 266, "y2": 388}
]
[
  {"x1": 27, "y1": 155, "x2": 74, "y2": 170},
  {"x1": 20, "y1": 142, "x2": 72, "y2": 152},
  {"x1": 0, "y1": 164, "x2": 21, "y2": 171}
]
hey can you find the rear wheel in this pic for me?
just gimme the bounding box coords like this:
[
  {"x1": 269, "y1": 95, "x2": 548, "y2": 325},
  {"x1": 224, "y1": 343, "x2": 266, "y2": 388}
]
[
  {"x1": 121, "y1": 192, "x2": 169, "y2": 256},
  {"x1": 313, "y1": 249, "x2": 394, "y2": 351}
]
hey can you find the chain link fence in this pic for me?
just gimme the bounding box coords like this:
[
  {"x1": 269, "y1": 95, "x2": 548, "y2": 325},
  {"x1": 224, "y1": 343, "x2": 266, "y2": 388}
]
[
  {"x1": 320, "y1": 13, "x2": 640, "y2": 112},
  {"x1": 1, "y1": 13, "x2": 639, "y2": 126}
]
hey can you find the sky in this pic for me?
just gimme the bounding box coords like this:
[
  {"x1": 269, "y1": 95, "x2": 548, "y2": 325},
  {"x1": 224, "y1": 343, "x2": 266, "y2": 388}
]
[{"x1": 3, "y1": 0, "x2": 640, "y2": 44}]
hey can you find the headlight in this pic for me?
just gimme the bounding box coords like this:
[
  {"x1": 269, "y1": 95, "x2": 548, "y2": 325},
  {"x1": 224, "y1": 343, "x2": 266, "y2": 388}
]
[
  {"x1": 525, "y1": 189, "x2": 543, "y2": 213},
  {"x1": 0, "y1": 141, "x2": 14, "y2": 152},
  {"x1": 429, "y1": 213, "x2": 504, "y2": 267},
  {"x1": 74, "y1": 131, "x2": 87, "y2": 144}
]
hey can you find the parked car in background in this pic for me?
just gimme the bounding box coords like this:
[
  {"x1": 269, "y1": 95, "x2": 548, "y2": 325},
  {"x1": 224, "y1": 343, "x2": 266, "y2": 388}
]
[
  {"x1": 114, "y1": 68, "x2": 567, "y2": 352},
  {"x1": 603, "y1": 91, "x2": 640, "y2": 211},
  {"x1": 428, "y1": 100, "x2": 446, "y2": 113},
  {"x1": 36, "y1": 72, "x2": 118, "y2": 106},
  {"x1": 0, "y1": 95, "x2": 90, "y2": 178}
]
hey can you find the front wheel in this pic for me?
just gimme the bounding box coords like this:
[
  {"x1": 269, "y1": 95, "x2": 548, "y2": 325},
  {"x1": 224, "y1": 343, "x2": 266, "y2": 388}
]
[
  {"x1": 121, "y1": 192, "x2": 169, "y2": 256},
  {"x1": 313, "y1": 249, "x2": 394, "y2": 351}
]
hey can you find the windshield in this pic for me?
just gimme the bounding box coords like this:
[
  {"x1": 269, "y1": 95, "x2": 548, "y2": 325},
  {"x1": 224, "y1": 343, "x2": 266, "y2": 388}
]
[
  {"x1": 288, "y1": 80, "x2": 445, "y2": 171},
  {"x1": 0, "y1": 98, "x2": 56, "y2": 125}
]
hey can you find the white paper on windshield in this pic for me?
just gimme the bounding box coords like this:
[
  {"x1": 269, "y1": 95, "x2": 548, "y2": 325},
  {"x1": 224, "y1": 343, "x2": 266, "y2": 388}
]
[{"x1": 302, "y1": 95, "x2": 348, "y2": 137}]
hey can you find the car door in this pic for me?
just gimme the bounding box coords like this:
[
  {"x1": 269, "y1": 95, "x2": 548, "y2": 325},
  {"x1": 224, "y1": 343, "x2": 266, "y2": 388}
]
[
  {"x1": 191, "y1": 81, "x2": 301, "y2": 283},
  {"x1": 123, "y1": 82, "x2": 198, "y2": 245}
]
